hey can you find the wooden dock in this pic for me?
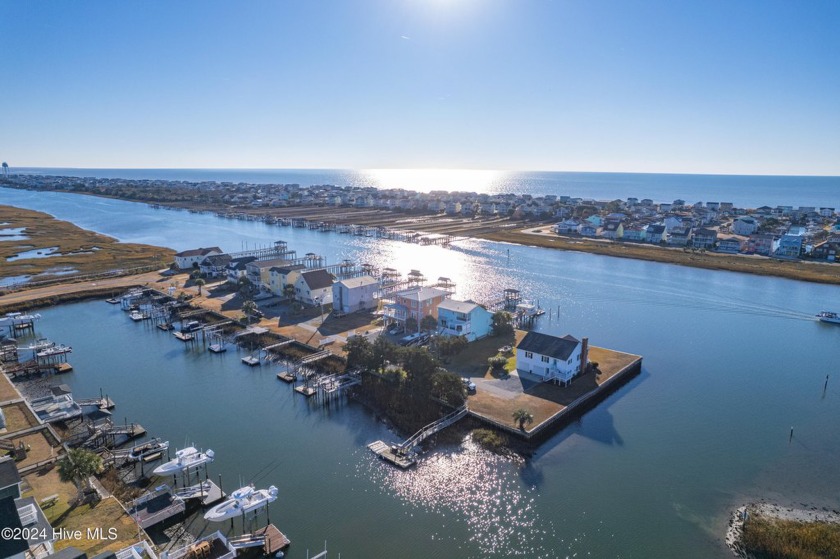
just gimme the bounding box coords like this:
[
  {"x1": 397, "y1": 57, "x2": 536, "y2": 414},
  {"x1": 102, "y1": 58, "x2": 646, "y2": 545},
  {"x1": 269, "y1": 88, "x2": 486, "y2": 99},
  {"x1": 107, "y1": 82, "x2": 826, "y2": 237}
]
[
  {"x1": 173, "y1": 331, "x2": 194, "y2": 342},
  {"x1": 294, "y1": 385, "x2": 316, "y2": 397},
  {"x1": 241, "y1": 355, "x2": 261, "y2": 366},
  {"x1": 277, "y1": 371, "x2": 296, "y2": 382},
  {"x1": 257, "y1": 524, "x2": 291, "y2": 555},
  {"x1": 367, "y1": 440, "x2": 416, "y2": 469}
]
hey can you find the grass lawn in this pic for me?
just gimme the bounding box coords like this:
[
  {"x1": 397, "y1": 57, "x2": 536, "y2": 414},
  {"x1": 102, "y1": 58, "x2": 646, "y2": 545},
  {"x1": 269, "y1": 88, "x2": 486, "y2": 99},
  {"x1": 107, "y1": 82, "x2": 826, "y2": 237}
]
[
  {"x1": 52, "y1": 497, "x2": 141, "y2": 556},
  {"x1": 22, "y1": 468, "x2": 78, "y2": 524},
  {"x1": 12, "y1": 429, "x2": 60, "y2": 468},
  {"x1": 446, "y1": 332, "x2": 516, "y2": 378},
  {"x1": 0, "y1": 373, "x2": 23, "y2": 402},
  {"x1": 1, "y1": 402, "x2": 39, "y2": 433}
]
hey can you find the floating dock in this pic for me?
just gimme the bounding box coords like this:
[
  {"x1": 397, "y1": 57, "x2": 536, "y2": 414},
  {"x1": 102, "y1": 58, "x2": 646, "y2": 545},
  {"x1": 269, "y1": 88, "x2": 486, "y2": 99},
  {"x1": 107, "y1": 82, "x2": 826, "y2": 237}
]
[
  {"x1": 293, "y1": 385, "x2": 316, "y2": 397},
  {"x1": 367, "y1": 440, "x2": 416, "y2": 469},
  {"x1": 277, "y1": 371, "x2": 296, "y2": 382},
  {"x1": 257, "y1": 524, "x2": 291, "y2": 555},
  {"x1": 173, "y1": 331, "x2": 194, "y2": 342},
  {"x1": 241, "y1": 355, "x2": 261, "y2": 366}
]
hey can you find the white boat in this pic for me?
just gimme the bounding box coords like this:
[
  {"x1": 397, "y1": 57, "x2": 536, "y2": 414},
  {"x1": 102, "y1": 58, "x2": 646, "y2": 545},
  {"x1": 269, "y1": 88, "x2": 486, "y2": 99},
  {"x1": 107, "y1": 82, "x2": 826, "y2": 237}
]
[
  {"x1": 36, "y1": 344, "x2": 72, "y2": 358},
  {"x1": 129, "y1": 310, "x2": 144, "y2": 321},
  {"x1": 152, "y1": 447, "x2": 215, "y2": 475},
  {"x1": 128, "y1": 438, "x2": 169, "y2": 462},
  {"x1": 27, "y1": 338, "x2": 55, "y2": 351},
  {"x1": 208, "y1": 343, "x2": 227, "y2": 353},
  {"x1": 204, "y1": 485, "x2": 279, "y2": 522},
  {"x1": 817, "y1": 311, "x2": 840, "y2": 324}
]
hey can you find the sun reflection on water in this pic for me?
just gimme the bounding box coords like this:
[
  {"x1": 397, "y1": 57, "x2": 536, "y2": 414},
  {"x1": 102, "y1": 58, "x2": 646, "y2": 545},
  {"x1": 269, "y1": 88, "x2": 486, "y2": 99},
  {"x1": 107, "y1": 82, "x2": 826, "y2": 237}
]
[
  {"x1": 363, "y1": 169, "x2": 509, "y2": 194},
  {"x1": 358, "y1": 435, "x2": 573, "y2": 558}
]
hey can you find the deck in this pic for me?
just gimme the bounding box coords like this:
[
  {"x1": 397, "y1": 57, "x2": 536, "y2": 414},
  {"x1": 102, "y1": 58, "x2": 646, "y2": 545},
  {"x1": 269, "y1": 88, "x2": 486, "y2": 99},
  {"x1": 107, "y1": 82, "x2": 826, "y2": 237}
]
[
  {"x1": 129, "y1": 487, "x2": 185, "y2": 529},
  {"x1": 257, "y1": 524, "x2": 291, "y2": 555},
  {"x1": 367, "y1": 440, "x2": 416, "y2": 469}
]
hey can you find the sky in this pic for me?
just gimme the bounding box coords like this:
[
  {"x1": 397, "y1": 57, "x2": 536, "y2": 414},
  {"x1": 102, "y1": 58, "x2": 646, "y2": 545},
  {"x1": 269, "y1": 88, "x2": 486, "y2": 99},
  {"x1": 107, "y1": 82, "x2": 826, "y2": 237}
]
[{"x1": 1, "y1": 0, "x2": 838, "y2": 175}]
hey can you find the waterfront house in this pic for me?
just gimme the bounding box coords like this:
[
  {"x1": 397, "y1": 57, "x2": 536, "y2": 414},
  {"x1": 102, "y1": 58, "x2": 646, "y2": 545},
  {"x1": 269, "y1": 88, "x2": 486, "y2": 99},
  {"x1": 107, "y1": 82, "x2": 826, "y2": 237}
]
[
  {"x1": 245, "y1": 258, "x2": 290, "y2": 292},
  {"x1": 599, "y1": 221, "x2": 624, "y2": 240},
  {"x1": 578, "y1": 223, "x2": 597, "y2": 237},
  {"x1": 622, "y1": 225, "x2": 647, "y2": 242},
  {"x1": 667, "y1": 228, "x2": 691, "y2": 246},
  {"x1": 747, "y1": 233, "x2": 775, "y2": 255},
  {"x1": 268, "y1": 264, "x2": 306, "y2": 297},
  {"x1": 820, "y1": 207, "x2": 836, "y2": 218},
  {"x1": 332, "y1": 275, "x2": 379, "y2": 314},
  {"x1": 436, "y1": 299, "x2": 493, "y2": 342},
  {"x1": 515, "y1": 332, "x2": 587, "y2": 385},
  {"x1": 811, "y1": 237, "x2": 840, "y2": 261},
  {"x1": 732, "y1": 216, "x2": 759, "y2": 236},
  {"x1": 716, "y1": 236, "x2": 743, "y2": 253},
  {"x1": 174, "y1": 247, "x2": 223, "y2": 270},
  {"x1": 199, "y1": 254, "x2": 232, "y2": 278},
  {"x1": 774, "y1": 234, "x2": 803, "y2": 259},
  {"x1": 384, "y1": 286, "x2": 451, "y2": 330},
  {"x1": 645, "y1": 224, "x2": 666, "y2": 244},
  {"x1": 225, "y1": 256, "x2": 257, "y2": 284},
  {"x1": 691, "y1": 228, "x2": 718, "y2": 249},
  {"x1": 0, "y1": 457, "x2": 56, "y2": 559},
  {"x1": 294, "y1": 269, "x2": 335, "y2": 306},
  {"x1": 554, "y1": 219, "x2": 580, "y2": 234}
]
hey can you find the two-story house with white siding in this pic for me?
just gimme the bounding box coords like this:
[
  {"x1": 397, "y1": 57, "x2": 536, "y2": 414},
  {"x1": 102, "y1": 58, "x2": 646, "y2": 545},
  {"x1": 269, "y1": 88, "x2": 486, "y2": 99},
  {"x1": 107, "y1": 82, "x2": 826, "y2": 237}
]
[
  {"x1": 515, "y1": 332, "x2": 588, "y2": 386},
  {"x1": 174, "y1": 246, "x2": 223, "y2": 270}
]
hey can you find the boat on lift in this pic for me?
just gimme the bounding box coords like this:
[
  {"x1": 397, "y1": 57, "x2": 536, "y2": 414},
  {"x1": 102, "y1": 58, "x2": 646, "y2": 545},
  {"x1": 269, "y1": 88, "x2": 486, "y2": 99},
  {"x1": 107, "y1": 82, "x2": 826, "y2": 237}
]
[
  {"x1": 36, "y1": 344, "x2": 72, "y2": 358},
  {"x1": 127, "y1": 438, "x2": 169, "y2": 462},
  {"x1": 26, "y1": 338, "x2": 55, "y2": 351},
  {"x1": 152, "y1": 446, "x2": 215, "y2": 475},
  {"x1": 204, "y1": 485, "x2": 279, "y2": 522}
]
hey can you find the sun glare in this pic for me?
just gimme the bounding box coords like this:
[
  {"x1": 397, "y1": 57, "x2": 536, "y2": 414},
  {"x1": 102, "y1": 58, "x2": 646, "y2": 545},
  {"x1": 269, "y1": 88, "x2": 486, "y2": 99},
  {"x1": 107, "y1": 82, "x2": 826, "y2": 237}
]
[{"x1": 363, "y1": 168, "x2": 507, "y2": 194}]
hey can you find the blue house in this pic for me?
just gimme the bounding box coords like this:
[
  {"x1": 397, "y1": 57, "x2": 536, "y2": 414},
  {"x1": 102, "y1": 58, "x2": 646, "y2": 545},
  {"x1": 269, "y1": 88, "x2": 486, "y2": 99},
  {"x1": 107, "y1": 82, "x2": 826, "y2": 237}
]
[{"x1": 436, "y1": 299, "x2": 493, "y2": 342}]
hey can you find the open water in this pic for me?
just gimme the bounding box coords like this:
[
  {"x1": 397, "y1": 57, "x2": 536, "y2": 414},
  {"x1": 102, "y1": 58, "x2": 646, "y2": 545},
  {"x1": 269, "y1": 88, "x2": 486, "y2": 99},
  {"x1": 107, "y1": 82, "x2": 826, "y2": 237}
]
[{"x1": 3, "y1": 188, "x2": 840, "y2": 558}]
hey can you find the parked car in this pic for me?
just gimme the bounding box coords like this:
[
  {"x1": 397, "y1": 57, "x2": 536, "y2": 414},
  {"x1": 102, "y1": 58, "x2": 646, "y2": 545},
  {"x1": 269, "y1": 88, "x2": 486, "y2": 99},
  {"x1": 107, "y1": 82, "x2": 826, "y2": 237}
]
[{"x1": 462, "y1": 377, "x2": 476, "y2": 393}]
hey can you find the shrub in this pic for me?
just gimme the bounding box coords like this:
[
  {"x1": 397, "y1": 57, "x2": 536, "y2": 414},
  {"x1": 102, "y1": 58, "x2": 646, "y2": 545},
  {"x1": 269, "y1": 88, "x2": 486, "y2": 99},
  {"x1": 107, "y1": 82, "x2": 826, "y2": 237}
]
[{"x1": 488, "y1": 355, "x2": 507, "y2": 369}]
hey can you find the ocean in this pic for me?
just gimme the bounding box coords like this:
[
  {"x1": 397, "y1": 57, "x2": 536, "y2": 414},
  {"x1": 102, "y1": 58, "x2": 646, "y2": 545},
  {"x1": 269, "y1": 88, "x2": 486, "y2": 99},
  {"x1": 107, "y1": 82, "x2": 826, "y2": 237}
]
[{"x1": 9, "y1": 167, "x2": 840, "y2": 209}]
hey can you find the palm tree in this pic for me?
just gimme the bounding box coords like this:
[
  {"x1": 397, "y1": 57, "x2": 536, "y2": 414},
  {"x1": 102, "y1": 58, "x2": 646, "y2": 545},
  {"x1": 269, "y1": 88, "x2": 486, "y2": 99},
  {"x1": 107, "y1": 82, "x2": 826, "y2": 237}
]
[
  {"x1": 283, "y1": 284, "x2": 296, "y2": 301},
  {"x1": 1, "y1": 162, "x2": 8, "y2": 177},
  {"x1": 242, "y1": 299, "x2": 258, "y2": 323},
  {"x1": 194, "y1": 278, "x2": 206, "y2": 296},
  {"x1": 512, "y1": 408, "x2": 534, "y2": 431},
  {"x1": 58, "y1": 448, "x2": 104, "y2": 503}
]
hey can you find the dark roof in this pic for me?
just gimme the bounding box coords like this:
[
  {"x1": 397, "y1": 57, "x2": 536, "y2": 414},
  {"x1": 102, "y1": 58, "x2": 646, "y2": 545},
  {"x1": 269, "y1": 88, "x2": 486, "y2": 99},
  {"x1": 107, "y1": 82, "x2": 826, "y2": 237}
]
[
  {"x1": 51, "y1": 384, "x2": 72, "y2": 396},
  {"x1": 0, "y1": 457, "x2": 20, "y2": 490},
  {"x1": 0, "y1": 496, "x2": 28, "y2": 557},
  {"x1": 693, "y1": 228, "x2": 718, "y2": 237},
  {"x1": 227, "y1": 256, "x2": 257, "y2": 270},
  {"x1": 90, "y1": 552, "x2": 115, "y2": 559},
  {"x1": 301, "y1": 269, "x2": 334, "y2": 290},
  {"x1": 517, "y1": 332, "x2": 580, "y2": 361},
  {"x1": 202, "y1": 254, "x2": 232, "y2": 266},
  {"x1": 49, "y1": 547, "x2": 89, "y2": 559},
  {"x1": 270, "y1": 264, "x2": 305, "y2": 274},
  {"x1": 646, "y1": 225, "x2": 665, "y2": 234},
  {"x1": 175, "y1": 247, "x2": 222, "y2": 258}
]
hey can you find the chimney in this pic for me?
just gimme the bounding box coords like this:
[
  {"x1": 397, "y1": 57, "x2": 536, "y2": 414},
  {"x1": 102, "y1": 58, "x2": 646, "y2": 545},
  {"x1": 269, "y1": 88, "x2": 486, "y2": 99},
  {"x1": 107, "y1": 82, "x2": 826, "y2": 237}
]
[{"x1": 579, "y1": 337, "x2": 589, "y2": 376}]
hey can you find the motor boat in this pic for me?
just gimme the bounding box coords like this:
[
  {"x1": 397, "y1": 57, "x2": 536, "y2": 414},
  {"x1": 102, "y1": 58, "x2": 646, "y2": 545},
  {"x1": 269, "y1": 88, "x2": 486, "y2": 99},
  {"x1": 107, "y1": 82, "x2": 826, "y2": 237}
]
[
  {"x1": 36, "y1": 344, "x2": 72, "y2": 358},
  {"x1": 817, "y1": 311, "x2": 840, "y2": 324},
  {"x1": 204, "y1": 485, "x2": 279, "y2": 522},
  {"x1": 128, "y1": 438, "x2": 169, "y2": 461},
  {"x1": 152, "y1": 447, "x2": 215, "y2": 475},
  {"x1": 27, "y1": 338, "x2": 55, "y2": 351}
]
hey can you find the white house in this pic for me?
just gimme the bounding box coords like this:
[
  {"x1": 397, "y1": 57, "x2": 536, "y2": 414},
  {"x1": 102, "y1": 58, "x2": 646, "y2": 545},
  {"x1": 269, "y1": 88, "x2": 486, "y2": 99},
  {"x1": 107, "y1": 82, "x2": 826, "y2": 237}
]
[
  {"x1": 174, "y1": 247, "x2": 223, "y2": 270},
  {"x1": 294, "y1": 269, "x2": 335, "y2": 306},
  {"x1": 332, "y1": 275, "x2": 379, "y2": 314},
  {"x1": 225, "y1": 256, "x2": 257, "y2": 284},
  {"x1": 516, "y1": 332, "x2": 588, "y2": 385},
  {"x1": 436, "y1": 299, "x2": 493, "y2": 342},
  {"x1": 732, "y1": 216, "x2": 759, "y2": 236}
]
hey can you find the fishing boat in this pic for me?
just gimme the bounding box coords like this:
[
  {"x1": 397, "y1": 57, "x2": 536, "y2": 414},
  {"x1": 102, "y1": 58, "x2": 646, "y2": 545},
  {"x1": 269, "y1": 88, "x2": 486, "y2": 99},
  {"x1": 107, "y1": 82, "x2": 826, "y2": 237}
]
[
  {"x1": 128, "y1": 438, "x2": 169, "y2": 462},
  {"x1": 152, "y1": 447, "x2": 215, "y2": 475},
  {"x1": 817, "y1": 311, "x2": 840, "y2": 324},
  {"x1": 204, "y1": 485, "x2": 279, "y2": 522}
]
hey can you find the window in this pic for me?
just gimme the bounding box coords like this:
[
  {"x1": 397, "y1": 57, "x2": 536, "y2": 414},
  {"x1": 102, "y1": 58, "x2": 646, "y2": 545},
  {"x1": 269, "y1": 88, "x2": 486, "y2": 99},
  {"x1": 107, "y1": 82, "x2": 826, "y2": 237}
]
[
  {"x1": 525, "y1": 351, "x2": 533, "y2": 359},
  {"x1": 541, "y1": 356, "x2": 549, "y2": 363}
]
